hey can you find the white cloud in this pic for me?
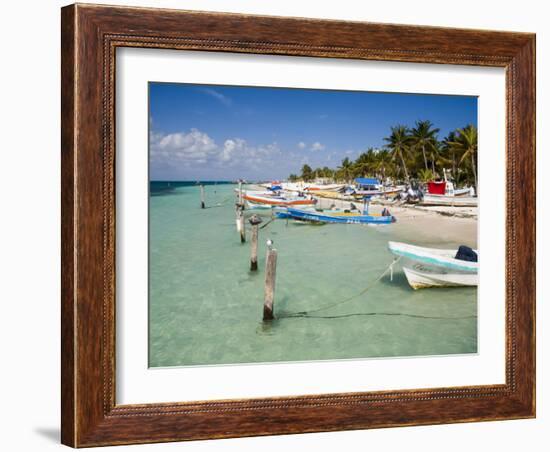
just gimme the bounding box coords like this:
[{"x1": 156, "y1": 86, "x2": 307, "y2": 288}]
[
  {"x1": 297, "y1": 141, "x2": 306, "y2": 149},
  {"x1": 150, "y1": 128, "x2": 218, "y2": 165},
  {"x1": 197, "y1": 87, "x2": 232, "y2": 106},
  {"x1": 221, "y1": 138, "x2": 246, "y2": 162},
  {"x1": 150, "y1": 128, "x2": 283, "y2": 178},
  {"x1": 310, "y1": 142, "x2": 326, "y2": 151}
]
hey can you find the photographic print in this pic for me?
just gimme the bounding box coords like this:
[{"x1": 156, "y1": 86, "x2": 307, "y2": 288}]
[
  {"x1": 148, "y1": 82, "x2": 478, "y2": 368},
  {"x1": 61, "y1": 6, "x2": 536, "y2": 444}
]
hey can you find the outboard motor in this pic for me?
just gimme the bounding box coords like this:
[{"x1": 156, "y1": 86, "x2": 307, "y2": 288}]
[
  {"x1": 404, "y1": 181, "x2": 423, "y2": 203},
  {"x1": 455, "y1": 245, "x2": 478, "y2": 262}
]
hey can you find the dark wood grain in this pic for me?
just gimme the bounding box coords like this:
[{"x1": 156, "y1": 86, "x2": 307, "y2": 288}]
[
  {"x1": 60, "y1": 5, "x2": 76, "y2": 446},
  {"x1": 61, "y1": 3, "x2": 536, "y2": 447}
]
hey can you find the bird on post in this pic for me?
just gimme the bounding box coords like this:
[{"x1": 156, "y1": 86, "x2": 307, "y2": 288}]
[{"x1": 249, "y1": 215, "x2": 263, "y2": 227}]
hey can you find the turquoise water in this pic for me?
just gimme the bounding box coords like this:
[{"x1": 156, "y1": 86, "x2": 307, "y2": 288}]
[{"x1": 149, "y1": 184, "x2": 477, "y2": 367}]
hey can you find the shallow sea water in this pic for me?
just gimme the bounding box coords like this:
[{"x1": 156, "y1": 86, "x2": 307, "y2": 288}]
[{"x1": 149, "y1": 184, "x2": 477, "y2": 367}]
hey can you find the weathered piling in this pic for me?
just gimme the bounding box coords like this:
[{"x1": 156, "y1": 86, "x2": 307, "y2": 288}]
[
  {"x1": 249, "y1": 215, "x2": 263, "y2": 271},
  {"x1": 236, "y1": 210, "x2": 246, "y2": 243},
  {"x1": 238, "y1": 180, "x2": 243, "y2": 206},
  {"x1": 263, "y1": 241, "x2": 277, "y2": 321},
  {"x1": 200, "y1": 184, "x2": 205, "y2": 209}
]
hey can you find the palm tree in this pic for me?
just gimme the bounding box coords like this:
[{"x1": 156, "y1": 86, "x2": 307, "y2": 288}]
[
  {"x1": 418, "y1": 168, "x2": 434, "y2": 182},
  {"x1": 353, "y1": 148, "x2": 376, "y2": 178},
  {"x1": 321, "y1": 166, "x2": 334, "y2": 180},
  {"x1": 301, "y1": 164, "x2": 313, "y2": 181},
  {"x1": 384, "y1": 125, "x2": 412, "y2": 182},
  {"x1": 410, "y1": 120, "x2": 440, "y2": 175},
  {"x1": 428, "y1": 140, "x2": 444, "y2": 178},
  {"x1": 338, "y1": 157, "x2": 354, "y2": 183},
  {"x1": 441, "y1": 130, "x2": 458, "y2": 180},
  {"x1": 373, "y1": 149, "x2": 394, "y2": 181},
  {"x1": 447, "y1": 125, "x2": 478, "y2": 192}
]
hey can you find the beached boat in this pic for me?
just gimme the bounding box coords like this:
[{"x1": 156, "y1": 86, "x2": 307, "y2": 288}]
[
  {"x1": 303, "y1": 183, "x2": 346, "y2": 192},
  {"x1": 426, "y1": 180, "x2": 472, "y2": 197},
  {"x1": 420, "y1": 195, "x2": 478, "y2": 207},
  {"x1": 281, "y1": 182, "x2": 345, "y2": 193},
  {"x1": 421, "y1": 170, "x2": 475, "y2": 206},
  {"x1": 310, "y1": 190, "x2": 357, "y2": 201},
  {"x1": 243, "y1": 191, "x2": 317, "y2": 207},
  {"x1": 277, "y1": 207, "x2": 395, "y2": 224},
  {"x1": 388, "y1": 241, "x2": 478, "y2": 289},
  {"x1": 344, "y1": 178, "x2": 406, "y2": 199}
]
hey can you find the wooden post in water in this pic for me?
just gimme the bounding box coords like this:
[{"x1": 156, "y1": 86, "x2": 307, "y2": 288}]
[
  {"x1": 200, "y1": 184, "x2": 205, "y2": 209},
  {"x1": 238, "y1": 180, "x2": 243, "y2": 206},
  {"x1": 263, "y1": 241, "x2": 277, "y2": 321},
  {"x1": 236, "y1": 209, "x2": 246, "y2": 243},
  {"x1": 249, "y1": 215, "x2": 263, "y2": 271}
]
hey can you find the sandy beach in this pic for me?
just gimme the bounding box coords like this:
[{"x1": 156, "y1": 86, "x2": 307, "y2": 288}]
[
  {"x1": 247, "y1": 184, "x2": 477, "y2": 248},
  {"x1": 299, "y1": 193, "x2": 478, "y2": 248}
]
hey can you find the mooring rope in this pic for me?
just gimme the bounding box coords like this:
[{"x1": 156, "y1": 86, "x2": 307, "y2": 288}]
[
  {"x1": 279, "y1": 258, "x2": 401, "y2": 318},
  {"x1": 278, "y1": 256, "x2": 477, "y2": 322},
  {"x1": 259, "y1": 217, "x2": 276, "y2": 230},
  {"x1": 203, "y1": 195, "x2": 233, "y2": 209},
  {"x1": 280, "y1": 312, "x2": 477, "y2": 321}
]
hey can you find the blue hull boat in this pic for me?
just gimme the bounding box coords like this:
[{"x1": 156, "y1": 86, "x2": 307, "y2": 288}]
[{"x1": 277, "y1": 207, "x2": 395, "y2": 224}]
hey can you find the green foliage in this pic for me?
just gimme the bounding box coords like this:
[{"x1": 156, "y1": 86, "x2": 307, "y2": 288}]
[
  {"x1": 418, "y1": 168, "x2": 434, "y2": 182},
  {"x1": 410, "y1": 120, "x2": 440, "y2": 174},
  {"x1": 287, "y1": 123, "x2": 478, "y2": 187},
  {"x1": 446, "y1": 124, "x2": 478, "y2": 190},
  {"x1": 300, "y1": 164, "x2": 313, "y2": 181},
  {"x1": 383, "y1": 125, "x2": 413, "y2": 181}
]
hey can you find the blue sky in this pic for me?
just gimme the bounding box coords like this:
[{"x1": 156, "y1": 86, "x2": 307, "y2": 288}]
[{"x1": 149, "y1": 82, "x2": 477, "y2": 181}]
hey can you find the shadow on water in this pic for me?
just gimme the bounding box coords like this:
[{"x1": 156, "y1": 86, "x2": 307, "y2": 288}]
[
  {"x1": 256, "y1": 319, "x2": 279, "y2": 336},
  {"x1": 378, "y1": 271, "x2": 412, "y2": 291},
  {"x1": 238, "y1": 273, "x2": 260, "y2": 284}
]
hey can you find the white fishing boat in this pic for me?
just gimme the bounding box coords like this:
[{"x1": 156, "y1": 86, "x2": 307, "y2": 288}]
[
  {"x1": 281, "y1": 181, "x2": 345, "y2": 192},
  {"x1": 243, "y1": 190, "x2": 317, "y2": 207},
  {"x1": 388, "y1": 241, "x2": 478, "y2": 289},
  {"x1": 349, "y1": 177, "x2": 406, "y2": 198},
  {"x1": 420, "y1": 195, "x2": 478, "y2": 207},
  {"x1": 425, "y1": 180, "x2": 472, "y2": 197},
  {"x1": 420, "y1": 171, "x2": 476, "y2": 207}
]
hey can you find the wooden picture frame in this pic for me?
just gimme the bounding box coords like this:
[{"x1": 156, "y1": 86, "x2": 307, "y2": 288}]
[{"x1": 61, "y1": 3, "x2": 535, "y2": 447}]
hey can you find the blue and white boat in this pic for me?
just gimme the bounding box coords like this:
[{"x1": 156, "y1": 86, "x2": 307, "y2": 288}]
[
  {"x1": 277, "y1": 207, "x2": 395, "y2": 224},
  {"x1": 388, "y1": 241, "x2": 478, "y2": 289}
]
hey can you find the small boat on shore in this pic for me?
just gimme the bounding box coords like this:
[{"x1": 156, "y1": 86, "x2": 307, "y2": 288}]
[
  {"x1": 311, "y1": 190, "x2": 358, "y2": 201},
  {"x1": 243, "y1": 191, "x2": 317, "y2": 207},
  {"x1": 348, "y1": 178, "x2": 406, "y2": 198},
  {"x1": 280, "y1": 182, "x2": 345, "y2": 193},
  {"x1": 420, "y1": 195, "x2": 478, "y2": 207},
  {"x1": 388, "y1": 241, "x2": 478, "y2": 289},
  {"x1": 420, "y1": 173, "x2": 476, "y2": 207},
  {"x1": 303, "y1": 183, "x2": 346, "y2": 192},
  {"x1": 277, "y1": 207, "x2": 395, "y2": 224},
  {"x1": 426, "y1": 180, "x2": 472, "y2": 197}
]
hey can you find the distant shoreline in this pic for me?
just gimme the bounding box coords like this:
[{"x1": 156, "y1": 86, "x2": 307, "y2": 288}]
[{"x1": 150, "y1": 180, "x2": 235, "y2": 184}]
